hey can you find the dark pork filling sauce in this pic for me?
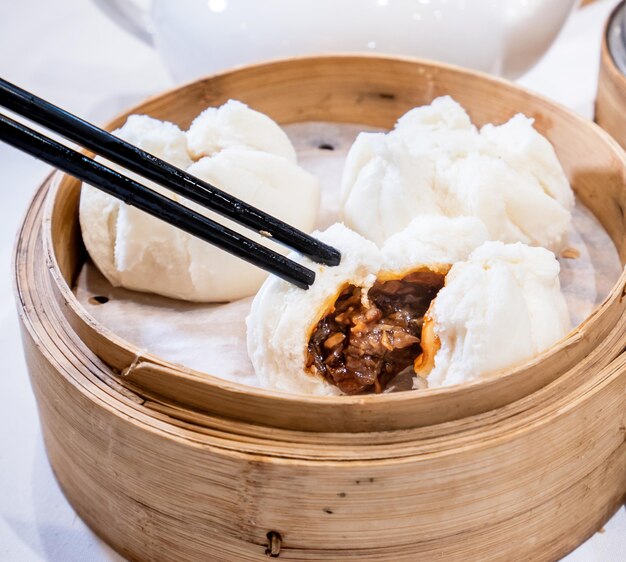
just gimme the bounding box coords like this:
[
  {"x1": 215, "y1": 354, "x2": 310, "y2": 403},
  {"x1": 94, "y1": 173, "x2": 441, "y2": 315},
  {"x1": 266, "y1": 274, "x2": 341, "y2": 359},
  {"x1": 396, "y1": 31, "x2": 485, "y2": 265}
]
[{"x1": 306, "y1": 270, "x2": 446, "y2": 394}]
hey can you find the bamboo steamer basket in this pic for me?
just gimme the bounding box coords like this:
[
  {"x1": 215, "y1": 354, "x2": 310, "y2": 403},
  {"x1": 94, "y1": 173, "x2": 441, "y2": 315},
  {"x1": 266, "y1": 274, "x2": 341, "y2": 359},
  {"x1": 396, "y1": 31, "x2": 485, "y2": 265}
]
[
  {"x1": 596, "y1": 0, "x2": 626, "y2": 151},
  {"x1": 14, "y1": 55, "x2": 626, "y2": 561}
]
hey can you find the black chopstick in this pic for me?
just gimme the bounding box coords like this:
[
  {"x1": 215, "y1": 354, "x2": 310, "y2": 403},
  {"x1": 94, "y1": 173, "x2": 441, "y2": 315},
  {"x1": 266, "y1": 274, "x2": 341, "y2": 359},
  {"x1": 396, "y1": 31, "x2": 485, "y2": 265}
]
[
  {"x1": 0, "y1": 77, "x2": 341, "y2": 267},
  {"x1": 0, "y1": 113, "x2": 315, "y2": 290}
]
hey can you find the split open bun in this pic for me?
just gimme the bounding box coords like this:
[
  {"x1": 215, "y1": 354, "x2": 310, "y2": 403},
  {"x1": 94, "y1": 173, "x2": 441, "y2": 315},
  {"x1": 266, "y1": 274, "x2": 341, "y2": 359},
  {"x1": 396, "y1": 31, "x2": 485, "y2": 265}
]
[{"x1": 247, "y1": 216, "x2": 570, "y2": 396}]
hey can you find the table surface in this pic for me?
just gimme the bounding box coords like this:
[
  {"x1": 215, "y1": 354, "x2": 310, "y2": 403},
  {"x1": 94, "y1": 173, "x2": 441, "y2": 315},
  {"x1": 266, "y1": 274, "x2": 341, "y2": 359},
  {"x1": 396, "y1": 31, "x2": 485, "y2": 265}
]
[{"x1": 1, "y1": 1, "x2": 625, "y2": 560}]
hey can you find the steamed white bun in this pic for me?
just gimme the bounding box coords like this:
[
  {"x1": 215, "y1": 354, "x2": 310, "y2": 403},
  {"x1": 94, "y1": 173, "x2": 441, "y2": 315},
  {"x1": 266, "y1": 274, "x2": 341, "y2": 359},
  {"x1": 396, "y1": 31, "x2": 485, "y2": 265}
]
[
  {"x1": 187, "y1": 100, "x2": 297, "y2": 162},
  {"x1": 80, "y1": 103, "x2": 320, "y2": 302},
  {"x1": 340, "y1": 96, "x2": 574, "y2": 251},
  {"x1": 425, "y1": 241, "x2": 571, "y2": 387},
  {"x1": 246, "y1": 216, "x2": 488, "y2": 396},
  {"x1": 247, "y1": 219, "x2": 570, "y2": 396}
]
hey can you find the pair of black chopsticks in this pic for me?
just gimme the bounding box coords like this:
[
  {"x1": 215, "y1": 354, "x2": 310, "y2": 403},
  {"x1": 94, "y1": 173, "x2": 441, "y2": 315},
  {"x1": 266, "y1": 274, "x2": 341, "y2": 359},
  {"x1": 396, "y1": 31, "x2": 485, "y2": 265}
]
[{"x1": 0, "y1": 78, "x2": 341, "y2": 289}]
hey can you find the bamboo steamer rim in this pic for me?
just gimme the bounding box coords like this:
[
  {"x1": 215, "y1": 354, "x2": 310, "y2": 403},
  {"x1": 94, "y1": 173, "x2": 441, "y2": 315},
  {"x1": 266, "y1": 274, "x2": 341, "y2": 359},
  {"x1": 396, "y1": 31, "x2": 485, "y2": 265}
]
[{"x1": 40, "y1": 54, "x2": 626, "y2": 433}]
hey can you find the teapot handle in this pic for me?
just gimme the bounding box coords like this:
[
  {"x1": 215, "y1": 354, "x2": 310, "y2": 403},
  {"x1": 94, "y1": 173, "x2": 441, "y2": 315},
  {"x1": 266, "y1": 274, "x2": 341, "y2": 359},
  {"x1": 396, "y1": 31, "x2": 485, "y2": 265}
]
[{"x1": 92, "y1": 0, "x2": 153, "y2": 46}]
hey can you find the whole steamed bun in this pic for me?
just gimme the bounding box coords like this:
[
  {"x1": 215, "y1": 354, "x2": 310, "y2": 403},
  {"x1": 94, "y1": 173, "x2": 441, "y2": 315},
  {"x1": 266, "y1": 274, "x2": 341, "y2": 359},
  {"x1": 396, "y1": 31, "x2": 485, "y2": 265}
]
[
  {"x1": 340, "y1": 96, "x2": 574, "y2": 251},
  {"x1": 186, "y1": 100, "x2": 297, "y2": 162},
  {"x1": 80, "y1": 101, "x2": 320, "y2": 302},
  {"x1": 421, "y1": 241, "x2": 571, "y2": 387},
  {"x1": 246, "y1": 216, "x2": 489, "y2": 396}
]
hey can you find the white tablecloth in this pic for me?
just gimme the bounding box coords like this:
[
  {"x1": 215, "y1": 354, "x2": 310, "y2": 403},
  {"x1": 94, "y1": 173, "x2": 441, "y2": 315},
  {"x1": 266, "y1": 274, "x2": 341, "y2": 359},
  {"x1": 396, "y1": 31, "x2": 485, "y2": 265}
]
[{"x1": 0, "y1": 1, "x2": 624, "y2": 560}]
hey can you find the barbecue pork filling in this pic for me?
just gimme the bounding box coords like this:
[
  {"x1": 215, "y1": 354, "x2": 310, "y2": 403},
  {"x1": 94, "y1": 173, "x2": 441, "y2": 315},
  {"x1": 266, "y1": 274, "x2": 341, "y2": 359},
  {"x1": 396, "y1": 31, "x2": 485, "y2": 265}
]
[{"x1": 306, "y1": 269, "x2": 447, "y2": 394}]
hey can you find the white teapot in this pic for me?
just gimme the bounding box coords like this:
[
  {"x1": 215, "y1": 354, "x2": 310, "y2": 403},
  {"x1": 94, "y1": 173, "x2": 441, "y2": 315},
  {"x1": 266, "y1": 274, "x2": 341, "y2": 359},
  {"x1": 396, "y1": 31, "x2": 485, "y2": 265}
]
[{"x1": 94, "y1": 0, "x2": 579, "y2": 82}]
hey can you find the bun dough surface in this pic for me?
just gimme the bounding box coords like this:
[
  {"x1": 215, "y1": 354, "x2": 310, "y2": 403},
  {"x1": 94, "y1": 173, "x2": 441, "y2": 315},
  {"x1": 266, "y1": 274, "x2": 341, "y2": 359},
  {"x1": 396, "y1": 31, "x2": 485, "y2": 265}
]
[
  {"x1": 187, "y1": 100, "x2": 297, "y2": 162},
  {"x1": 246, "y1": 216, "x2": 489, "y2": 396},
  {"x1": 80, "y1": 102, "x2": 320, "y2": 302},
  {"x1": 340, "y1": 96, "x2": 574, "y2": 251},
  {"x1": 184, "y1": 149, "x2": 319, "y2": 300},
  {"x1": 425, "y1": 241, "x2": 571, "y2": 387},
  {"x1": 381, "y1": 215, "x2": 489, "y2": 273}
]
